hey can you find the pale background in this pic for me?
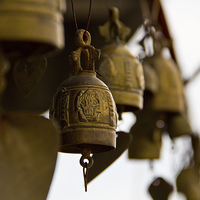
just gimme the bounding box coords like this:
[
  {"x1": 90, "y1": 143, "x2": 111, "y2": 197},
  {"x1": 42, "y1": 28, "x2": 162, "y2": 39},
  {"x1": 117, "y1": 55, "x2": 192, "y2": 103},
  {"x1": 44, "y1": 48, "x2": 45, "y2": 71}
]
[{"x1": 47, "y1": 0, "x2": 200, "y2": 199}]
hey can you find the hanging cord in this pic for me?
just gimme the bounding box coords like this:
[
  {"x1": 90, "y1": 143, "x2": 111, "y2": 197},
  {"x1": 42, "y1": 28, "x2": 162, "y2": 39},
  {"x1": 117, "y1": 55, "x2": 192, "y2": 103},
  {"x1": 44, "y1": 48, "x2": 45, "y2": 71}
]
[{"x1": 71, "y1": 0, "x2": 92, "y2": 32}]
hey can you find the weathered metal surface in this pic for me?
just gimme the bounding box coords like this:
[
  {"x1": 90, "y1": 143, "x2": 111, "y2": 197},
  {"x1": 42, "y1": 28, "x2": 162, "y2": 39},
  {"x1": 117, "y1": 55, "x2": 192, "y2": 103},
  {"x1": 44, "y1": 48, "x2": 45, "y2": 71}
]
[
  {"x1": 145, "y1": 55, "x2": 185, "y2": 114},
  {"x1": 49, "y1": 29, "x2": 117, "y2": 154},
  {"x1": 128, "y1": 109, "x2": 162, "y2": 159},
  {"x1": 97, "y1": 7, "x2": 145, "y2": 116},
  {"x1": 0, "y1": 0, "x2": 66, "y2": 59}
]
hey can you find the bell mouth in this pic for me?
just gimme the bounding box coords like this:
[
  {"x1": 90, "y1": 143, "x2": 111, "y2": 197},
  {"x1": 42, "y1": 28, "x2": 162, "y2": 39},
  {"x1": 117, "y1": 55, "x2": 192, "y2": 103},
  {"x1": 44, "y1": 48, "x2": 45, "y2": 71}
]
[{"x1": 59, "y1": 129, "x2": 116, "y2": 154}]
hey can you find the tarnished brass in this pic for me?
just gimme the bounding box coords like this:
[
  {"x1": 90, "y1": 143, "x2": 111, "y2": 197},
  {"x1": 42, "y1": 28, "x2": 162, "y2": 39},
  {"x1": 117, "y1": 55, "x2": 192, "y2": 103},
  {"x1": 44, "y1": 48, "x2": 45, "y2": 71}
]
[
  {"x1": 88, "y1": 131, "x2": 132, "y2": 183},
  {"x1": 97, "y1": 7, "x2": 145, "y2": 116},
  {"x1": 144, "y1": 35, "x2": 185, "y2": 114},
  {"x1": 128, "y1": 110, "x2": 162, "y2": 159},
  {"x1": 166, "y1": 114, "x2": 193, "y2": 139},
  {"x1": 13, "y1": 56, "x2": 47, "y2": 96},
  {"x1": 0, "y1": 0, "x2": 66, "y2": 58},
  {"x1": 50, "y1": 29, "x2": 117, "y2": 191},
  {"x1": 0, "y1": 112, "x2": 59, "y2": 200},
  {"x1": 148, "y1": 177, "x2": 173, "y2": 200},
  {"x1": 49, "y1": 29, "x2": 117, "y2": 154}
]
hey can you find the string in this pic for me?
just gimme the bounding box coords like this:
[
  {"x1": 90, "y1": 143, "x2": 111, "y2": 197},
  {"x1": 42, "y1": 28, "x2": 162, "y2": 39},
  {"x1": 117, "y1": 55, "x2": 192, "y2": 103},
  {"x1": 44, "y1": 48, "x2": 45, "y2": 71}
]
[{"x1": 71, "y1": 0, "x2": 92, "y2": 32}]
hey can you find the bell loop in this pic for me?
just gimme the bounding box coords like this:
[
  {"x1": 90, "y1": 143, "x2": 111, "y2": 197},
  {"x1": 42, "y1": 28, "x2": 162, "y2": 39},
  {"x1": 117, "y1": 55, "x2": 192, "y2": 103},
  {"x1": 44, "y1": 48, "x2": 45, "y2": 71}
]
[
  {"x1": 69, "y1": 29, "x2": 100, "y2": 72},
  {"x1": 80, "y1": 154, "x2": 94, "y2": 192},
  {"x1": 99, "y1": 7, "x2": 131, "y2": 43},
  {"x1": 80, "y1": 154, "x2": 94, "y2": 169}
]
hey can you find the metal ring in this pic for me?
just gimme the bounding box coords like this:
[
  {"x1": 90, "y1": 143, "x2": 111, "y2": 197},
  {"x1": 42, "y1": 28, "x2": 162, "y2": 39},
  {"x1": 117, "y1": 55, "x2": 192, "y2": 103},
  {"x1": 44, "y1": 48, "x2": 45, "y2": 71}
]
[{"x1": 80, "y1": 155, "x2": 94, "y2": 168}]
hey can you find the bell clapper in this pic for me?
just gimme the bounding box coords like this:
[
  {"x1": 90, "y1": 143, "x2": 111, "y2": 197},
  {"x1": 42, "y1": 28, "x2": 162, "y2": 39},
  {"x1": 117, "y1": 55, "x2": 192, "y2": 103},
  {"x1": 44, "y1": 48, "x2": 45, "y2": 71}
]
[{"x1": 80, "y1": 150, "x2": 94, "y2": 192}]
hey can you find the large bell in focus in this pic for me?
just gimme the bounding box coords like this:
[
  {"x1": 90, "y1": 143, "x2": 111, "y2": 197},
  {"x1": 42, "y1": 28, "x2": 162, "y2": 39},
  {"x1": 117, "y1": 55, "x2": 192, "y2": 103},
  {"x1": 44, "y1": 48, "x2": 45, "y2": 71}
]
[
  {"x1": 0, "y1": 0, "x2": 66, "y2": 59},
  {"x1": 128, "y1": 110, "x2": 162, "y2": 159},
  {"x1": 49, "y1": 29, "x2": 117, "y2": 155},
  {"x1": 96, "y1": 7, "x2": 145, "y2": 117}
]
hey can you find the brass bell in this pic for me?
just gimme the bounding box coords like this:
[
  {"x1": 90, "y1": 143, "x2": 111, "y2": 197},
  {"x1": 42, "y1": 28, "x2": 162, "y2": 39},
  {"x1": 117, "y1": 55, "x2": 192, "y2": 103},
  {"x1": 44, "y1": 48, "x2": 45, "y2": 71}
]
[
  {"x1": 0, "y1": 0, "x2": 66, "y2": 59},
  {"x1": 128, "y1": 110, "x2": 162, "y2": 159},
  {"x1": 145, "y1": 33, "x2": 185, "y2": 114},
  {"x1": 49, "y1": 29, "x2": 117, "y2": 191},
  {"x1": 96, "y1": 7, "x2": 145, "y2": 117},
  {"x1": 166, "y1": 114, "x2": 193, "y2": 139}
]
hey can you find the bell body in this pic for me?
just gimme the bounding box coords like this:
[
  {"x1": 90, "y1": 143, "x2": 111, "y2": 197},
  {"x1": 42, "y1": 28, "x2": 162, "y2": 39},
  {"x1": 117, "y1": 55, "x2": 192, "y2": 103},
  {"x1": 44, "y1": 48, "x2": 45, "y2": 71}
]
[
  {"x1": 176, "y1": 166, "x2": 200, "y2": 200},
  {"x1": 128, "y1": 110, "x2": 162, "y2": 159},
  {"x1": 146, "y1": 55, "x2": 185, "y2": 114},
  {"x1": 0, "y1": 0, "x2": 66, "y2": 58},
  {"x1": 50, "y1": 70, "x2": 117, "y2": 153},
  {"x1": 97, "y1": 42, "x2": 145, "y2": 113},
  {"x1": 166, "y1": 114, "x2": 193, "y2": 139}
]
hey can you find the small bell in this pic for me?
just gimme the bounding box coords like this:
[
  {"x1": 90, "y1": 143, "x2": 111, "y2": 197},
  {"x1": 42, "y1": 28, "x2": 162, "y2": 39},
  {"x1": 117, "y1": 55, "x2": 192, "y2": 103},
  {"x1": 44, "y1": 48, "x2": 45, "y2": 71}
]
[
  {"x1": 97, "y1": 7, "x2": 145, "y2": 118},
  {"x1": 0, "y1": 0, "x2": 66, "y2": 59},
  {"x1": 166, "y1": 114, "x2": 193, "y2": 139},
  {"x1": 128, "y1": 110, "x2": 162, "y2": 160},
  {"x1": 49, "y1": 29, "x2": 117, "y2": 191}
]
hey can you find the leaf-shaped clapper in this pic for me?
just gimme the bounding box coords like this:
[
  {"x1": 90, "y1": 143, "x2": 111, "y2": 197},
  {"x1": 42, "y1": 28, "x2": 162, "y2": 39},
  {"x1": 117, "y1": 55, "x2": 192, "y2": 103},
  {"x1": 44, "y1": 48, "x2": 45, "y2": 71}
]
[
  {"x1": 88, "y1": 131, "x2": 132, "y2": 183},
  {"x1": 0, "y1": 112, "x2": 59, "y2": 200},
  {"x1": 13, "y1": 56, "x2": 47, "y2": 96}
]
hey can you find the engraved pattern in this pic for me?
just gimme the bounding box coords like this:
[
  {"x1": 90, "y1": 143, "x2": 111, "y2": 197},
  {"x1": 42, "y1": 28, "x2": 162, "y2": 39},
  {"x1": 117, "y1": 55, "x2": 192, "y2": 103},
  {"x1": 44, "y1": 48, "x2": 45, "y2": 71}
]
[
  {"x1": 76, "y1": 89, "x2": 101, "y2": 122},
  {"x1": 136, "y1": 61, "x2": 145, "y2": 90},
  {"x1": 124, "y1": 58, "x2": 134, "y2": 87},
  {"x1": 106, "y1": 91, "x2": 117, "y2": 127}
]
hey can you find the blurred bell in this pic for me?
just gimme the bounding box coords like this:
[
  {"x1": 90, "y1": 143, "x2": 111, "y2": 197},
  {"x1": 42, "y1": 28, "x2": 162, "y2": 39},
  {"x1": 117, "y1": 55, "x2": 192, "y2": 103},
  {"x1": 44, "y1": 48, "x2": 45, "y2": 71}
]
[
  {"x1": 97, "y1": 7, "x2": 145, "y2": 118},
  {"x1": 146, "y1": 55, "x2": 185, "y2": 114},
  {"x1": 148, "y1": 177, "x2": 173, "y2": 200},
  {"x1": 128, "y1": 110, "x2": 162, "y2": 159},
  {"x1": 0, "y1": 111, "x2": 59, "y2": 200},
  {"x1": 143, "y1": 61, "x2": 159, "y2": 95},
  {"x1": 0, "y1": 0, "x2": 66, "y2": 59},
  {"x1": 166, "y1": 114, "x2": 193, "y2": 139}
]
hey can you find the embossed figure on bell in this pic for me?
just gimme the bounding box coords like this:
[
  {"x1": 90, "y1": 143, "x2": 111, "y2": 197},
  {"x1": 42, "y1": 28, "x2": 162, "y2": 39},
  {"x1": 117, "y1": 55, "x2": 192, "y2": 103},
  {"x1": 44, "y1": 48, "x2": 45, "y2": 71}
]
[
  {"x1": 50, "y1": 29, "x2": 117, "y2": 191},
  {"x1": 96, "y1": 7, "x2": 145, "y2": 118}
]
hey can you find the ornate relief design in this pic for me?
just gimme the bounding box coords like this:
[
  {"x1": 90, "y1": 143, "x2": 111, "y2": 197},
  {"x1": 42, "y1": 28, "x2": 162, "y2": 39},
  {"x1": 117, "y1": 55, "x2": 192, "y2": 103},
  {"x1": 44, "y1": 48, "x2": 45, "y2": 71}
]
[{"x1": 76, "y1": 89, "x2": 102, "y2": 122}]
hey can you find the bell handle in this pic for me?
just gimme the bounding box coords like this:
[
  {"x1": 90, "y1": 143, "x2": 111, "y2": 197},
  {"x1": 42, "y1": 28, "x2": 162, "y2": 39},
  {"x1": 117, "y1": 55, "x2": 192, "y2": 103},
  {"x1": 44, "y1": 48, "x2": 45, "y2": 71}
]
[{"x1": 69, "y1": 29, "x2": 100, "y2": 72}]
